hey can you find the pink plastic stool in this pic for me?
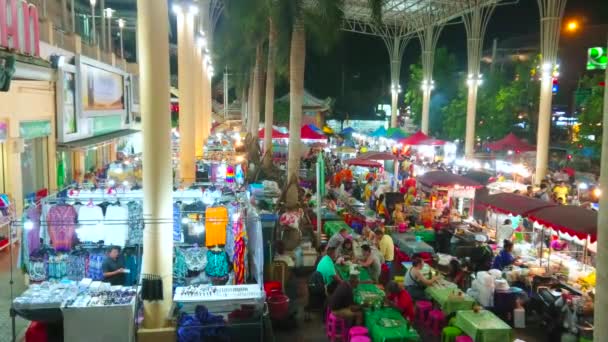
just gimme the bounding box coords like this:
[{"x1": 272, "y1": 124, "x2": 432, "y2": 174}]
[
  {"x1": 350, "y1": 337, "x2": 371, "y2": 342},
  {"x1": 326, "y1": 312, "x2": 348, "y2": 342},
  {"x1": 427, "y1": 309, "x2": 446, "y2": 335},
  {"x1": 455, "y1": 336, "x2": 474, "y2": 342},
  {"x1": 415, "y1": 300, "x2": 433, "y2": 325},
  {"x1": 348, "y1": 326, "x2": 369, "y2": 340}
]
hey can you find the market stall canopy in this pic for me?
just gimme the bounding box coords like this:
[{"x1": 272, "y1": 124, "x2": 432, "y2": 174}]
[
  {"x1": 479, "y1": 193, "x2": 556, "y2": 216},
  {"x1": 417, "y1": 171, "x2": 484, "y2": 189},
  {"x1": 486, "y1": 133, "x2": 535, "y2": 152},
  {"x1": 345, "y1": 158, "x2": 382, "y2": 168},
  {"x1": 301, "y1": 125, "x2": 327, "y2": 140},
  {"x1": 258, "y1": 127, "x2": 289, "y2": 139},
  {"x1": 527, "y1": 206, "x2": 598, "y2": 242},
  {"x1": 462, "y1": 170, "x2": 494, "y2": 185},
  {"x1": 306, "y1": 124, "x2": 324, "y2": 134},
  {"x1": 387, "y1": 128, "x2": 408, "y2": 139},
  {"x1": 399, "y1": 131, "x2": 429, "y2": 145},
  {"x1": 370, "y1": 126, "x2": 387, "y2": 138},
  {"x1": 418, "y1": 137, "x2": 446, "y2": 146},
  {"x1": 322, "y1": 125, "x2": 334, "y2": 134},
  {"x1": 358, "y1": 151, "x2": 398, "y2": 160},
  {"x1": 341, "y1": 127, "x2": 356, "y2": 135}
]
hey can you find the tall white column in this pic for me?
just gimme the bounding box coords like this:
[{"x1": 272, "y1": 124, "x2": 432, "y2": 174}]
[
  {"x1": 417, "y1": 24, "x2": 442, "y2": 135},
  {"x1": 176, "y1": 6, "x2": 197, "y2": 184},
  {"x1": 534, "y1": 0, "x2": 567, "y2": 183},
  {"x1": 100, "y1": 0, "x2": 106, "y2": 50},
  {"x1": 194, "y1": 45, "x2": 204, "y2": 158},
  {"x1": 136, "y1": 0, "x2": 173, "y2": 328},
  {"x1": 465, "y1": 84, "x2": 479, "y2": 157},
  {"x1": 420, "y1": 85, "x2": 431, "y2": 134},
  {"x1": 594, "y1": 38, "x2": 608, "y2": 342}
]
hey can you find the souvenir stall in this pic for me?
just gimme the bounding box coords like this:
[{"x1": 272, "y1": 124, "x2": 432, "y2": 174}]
[
  {"x1": 197, "y1": 147, "x2": 246, "y2": 185},
  {"x1": 417, "y1": 171, "x2": 483, "y2": 218}
]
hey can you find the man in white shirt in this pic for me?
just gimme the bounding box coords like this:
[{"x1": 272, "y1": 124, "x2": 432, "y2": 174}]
[{"x1": 496, "y1": 219, "x2": 514, "y2": 247}]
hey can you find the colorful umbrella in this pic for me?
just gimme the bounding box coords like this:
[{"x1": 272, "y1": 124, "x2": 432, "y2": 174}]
[
  {"x1": 345, "y1": 158, "x2": 382, "y2": 168},
  {"x1": 370, "y1": 126, "x2": 388, "y2": 138},
  {"x1": 399, "y1": 131, "x2": 429, "y2": 145},
  {"x1": 387, "y1": 128, "x2": 408, "y2": 139}
]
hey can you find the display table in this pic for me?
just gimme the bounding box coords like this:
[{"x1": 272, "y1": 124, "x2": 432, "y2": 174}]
[
  {"x1": 454, "y1": 310, "x2": 513, "y2": 342},
  {"x1": 425, "y1": 285, "x2": 475, "y2": 315},
  {"x1": 354, "y1": 284, "x2": 385, "y2": 307},
  {"x1": 62, "y1": 303, "x2": 136, "y2": 342},
  {"x1": 364, "y1": 307, "x2": 421, "y2": 342},
  {"x1": 324, "y1": 220, "x2": 352, "y2": 237},
  {"x1": 405, "y1": 229, "x2": 436, "y2": 243},
  {"x1": 391, "y1": 233, "x2": 435, "y2": 256},
  {"x1": 336, "y1": 264, "x2": 372, "y2": 282}
]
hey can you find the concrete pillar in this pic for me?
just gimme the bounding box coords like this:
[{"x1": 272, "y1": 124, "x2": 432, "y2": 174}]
[
  {"x1": 535, "y1": 74, "x2": 553, "y2": 182},
  {"x1": 594, "y1": 41, "x2": 608, "y2": 342},
  {"x1": 136, "y1": 0, "x2": 173, "y2": 328},
  {"x1": 194, "y1": 47, "x2": 205, "y2": 157},
  {"x1": 417, "y1": 24, "x2": 442, "y2": 135},
  {"x1": 420, "y1": 86, "x2": 431, "y2": 134},
  {"x1": 100, "y1": 0, "x2": 106, "y2": 50},
  {"x1": 176, "y1": 7, "x2": 196, "y2": 184}
]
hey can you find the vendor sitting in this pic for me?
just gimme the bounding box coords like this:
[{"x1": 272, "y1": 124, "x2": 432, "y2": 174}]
[
  {"x1": 358, "y1": 244, "x2": 381, "y2": 282},
  {"x1": 316, "y1": 247, "x2": 342, "y2": 293},
  {"x1": 328, "y1": 273, "x2": 363, "y2": 326},
  {"x1": 376, "y1": 194, "x2": 387, "y2": 219},
  {"x1": 273, "y1": 240, "x2": 295, "y2": 267},
  {"x1": 338, "y1": 238, "x2": 355, "y2": 261},
  {"x1": 102, "y1": 246, "x2": 126, "y2": 286},
  {"x1": 385, "y1": 281, "x2": 415, "y2": 322},
  {"x1": 392, "y1": 203, "x2": 406, "y2": 227},
  {"x1": 492, "y1": 240, "x2": 520, "y2": 270},
  {"x1": 328, "y1": 228, "x2": 350, "y2": 249},
  {"x1": 403, "y1": 257, "x2": 439, "y2": 301}
]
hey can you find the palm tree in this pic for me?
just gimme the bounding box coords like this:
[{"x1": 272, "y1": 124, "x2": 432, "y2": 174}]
[{"x1": 262, "y1": 16, "x2": 278, "y2": 168}]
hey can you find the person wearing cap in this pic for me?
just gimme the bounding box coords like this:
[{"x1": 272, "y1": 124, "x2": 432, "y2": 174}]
[
  {"x1": 328, "y1": 273, "x2": 363, "y2": 325},
  {"x1": 375, "y1": 229, "x2": 394, "y2": 273}
]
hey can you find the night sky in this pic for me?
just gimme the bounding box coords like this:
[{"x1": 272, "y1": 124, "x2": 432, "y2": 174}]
[{"x1": 301, "y1": 0, "x2": 608, "y2": 118}]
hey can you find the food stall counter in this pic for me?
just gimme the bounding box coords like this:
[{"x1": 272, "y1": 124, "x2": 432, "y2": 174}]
[{"x1": 454, "y1": 310, "x2": 512, "y2": 342}]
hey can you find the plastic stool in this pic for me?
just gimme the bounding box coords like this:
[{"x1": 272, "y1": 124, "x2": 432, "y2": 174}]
[
  {"x1": 427, "y1": 309, "x2": 446, "y2": 335},
  {"x1": 415, "y1": 300, "x2": 433, "y2": 325},
  {"x1": 455, "y1": 336, "x2": 474, "y2": 342},
  {"x1": 326, "y1": 312, "x2": 348, "y2": 342},
  {"x1": 441, "y1": 327, "x2": 463, "y2": 342},
  {"x1": 348, "y1": 326, "x2": 369, "y2": 340},
  {"x1": 448, "y1": 317, "x2": 457, "y2": 327},
  {"x1": 350, "y1": 337, "x2": 371, "y2": 342}
]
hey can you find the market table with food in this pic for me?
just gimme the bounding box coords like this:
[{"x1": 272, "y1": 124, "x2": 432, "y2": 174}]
[
  {"x1": 364, "y1": 307, "x2": 421, "y2": 342},
  {"x1": 336, "y1": 263, "x2": 372, "y2": 282},
  {"x1": 324, "y1": 220, "x2": 353, "y2": 238},
  {"x1": 454, "y1": 309, "x2": 513, "y2": 342},
  {"x1": 425, "y1": 281, "x2": 476, "y2": 315},
  {"x1": 391, "y1": 232, "x2": 435, "y2": 256}
]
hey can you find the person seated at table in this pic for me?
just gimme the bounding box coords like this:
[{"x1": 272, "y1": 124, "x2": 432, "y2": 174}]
[
  {"x1": 492, "y1": 240, "x2": 520, "y2": 270},
  {"x1": 403, "y1": 257, "x2": 439, "y2": 301},
  {"x1": 385, "y1": 281, "x2": 415, "y2": 322},
  {"x1": 447, "y1": 259, "x2": 467, "y2": 289},
  {"x1": 325, "y1": 194, "x2": 338, "y2": 212},
  {"x1": 316, "y1": 247, "x2": 342, "y2": 294},
  {"x1": 364, "y1": 178, "x2": 374, "y2": 206},
  {"x1": 273, "y1": 240, "x2": 294, "y2": 267},
  {"x1": 338, "y1": 238, "x2": 355, "y2": 261},
  {"x1": 361, "y1": 226, "x2": 376, "y2": 243},
  {"x1": 328, "y1": 227, "x2": 350, "y2": 249},
  {"x1": 376, "y1": 193, "x2": 387, "y2": 218},
  {"x1": 392, "y1": 203, "x2": 406, "y2": 227},
  {"x1": 358, "y1": 244, "x2": 381, "y2": 282},
  {"x1": 328, "y1": 274, "x2": 363, "y2": 326}
]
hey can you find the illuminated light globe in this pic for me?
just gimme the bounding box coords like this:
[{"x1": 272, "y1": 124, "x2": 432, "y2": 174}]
[{"x1": 226, "y1": 165, "x2": 235, "y2": 183}]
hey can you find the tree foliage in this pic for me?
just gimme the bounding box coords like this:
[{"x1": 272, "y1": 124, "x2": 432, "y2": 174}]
[{"x1": 576, "y1": 74, "x2": 605, "y2": 152}]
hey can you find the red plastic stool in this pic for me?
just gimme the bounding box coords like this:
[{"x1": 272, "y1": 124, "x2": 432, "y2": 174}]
[
  {"x1": 326, "y1": 312, "x2": 348, "y2": 342},
  {"x1": 348, "y1": 326, "x2": 369, "y2": 340},
  {"x1": 455, "y1": 336, "x2": 474, "y2": 342},
  {"x1": 427, "y1": 309, "x2": 446, "y2": 335},
  {"x1": 350, "y1": 336, "x2": 371, "y2": 342},
  {"x1": 415, "y1": 300, "x2": 433, "y2": 325}
]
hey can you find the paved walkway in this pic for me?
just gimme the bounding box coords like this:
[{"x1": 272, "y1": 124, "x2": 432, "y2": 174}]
[{"x1": 0, "y1": 243, "x2": 28, "y2": 342}]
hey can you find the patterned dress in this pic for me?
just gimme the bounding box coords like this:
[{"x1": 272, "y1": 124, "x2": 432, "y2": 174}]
[{"x1": 47, "y1": 204, "x2": 77, "y2": 251}]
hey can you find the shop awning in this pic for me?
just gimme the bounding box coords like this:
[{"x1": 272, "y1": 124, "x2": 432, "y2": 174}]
[
  {"x1": 57, "y1": 129, "x2": 140, "y2": 150},
  {"x1": 528, "y1": 206, "x2": 598, "y2": 242},
  {"x1": 486, "y1": 133, "x2": 535, "y2": 152},
  {"x1": 258, "y1": 127, "x2": 289, "y2": 139},
  {"x1": 344, "y1": 158, "x2": 382, "y2": 168},
  {"x1": 358, "y1": 151, "x2": 398, "y2": 160},
  {"x1": 417, "y1": 171, "x2": 483, "y2": 189},
  {"x1": 399, "y1": 131, "x2": 429, "y2": 145},
  {"x1": 301, "y1": 125, "x2": 326, "y2": 140},
  {"x1": 479, "y1": 193, "x2": 556, "y2": 216}
]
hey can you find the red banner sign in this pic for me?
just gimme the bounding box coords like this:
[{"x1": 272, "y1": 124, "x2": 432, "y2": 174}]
[{"x1": 0, "y1": 0, "x2": 40, "y2": 56}]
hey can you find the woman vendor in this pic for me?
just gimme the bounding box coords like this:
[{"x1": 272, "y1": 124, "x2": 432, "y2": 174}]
[
  {"x1": 376, "y1": 194, "x2": 387, "y2": 219},
  {"x1": 492, "y1": 240, "x2": 520, "y2": 270},
  {"x1": 403, "y1": 257, "x2": 440, "y2": 301}
]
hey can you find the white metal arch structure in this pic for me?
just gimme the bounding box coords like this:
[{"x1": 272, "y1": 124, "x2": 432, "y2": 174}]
[{"x1": 341, "y1": 0, "x2": 499, "y2": 131}]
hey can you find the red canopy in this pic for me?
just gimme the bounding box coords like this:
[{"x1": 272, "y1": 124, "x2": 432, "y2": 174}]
[
  {"x1": 417, "y1": 171, "x2": 483, "y2": 189},
  {"x1": 486, "y1": 133, "x2": 535, "y2": 152},
  {"x1": 258, "y1": 128, "x2": 289, "y2": 139},
  {"x1": 528, "y1": 206, "x2": 598, "y2": 242},
  {"x1": 358, "y1": 151, "x2": 398, "y2": 160},
  {"x1": 418, "y1": 138, "x2": 446, "y2": 146},
  {"x1": 344, "y1": 158, "x2": 382, "y2": 168},
  {"x1": 301, "y1": 125, "x2": 327, "y2": 140},
  {"x1": 479, "y1": 193, "x2": 556, "y2": 216},
  {"x1": 399, "y1": 131, "x2": 429, "y2": 145}
]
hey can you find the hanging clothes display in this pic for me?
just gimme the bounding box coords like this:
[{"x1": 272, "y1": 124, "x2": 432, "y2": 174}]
[
  {"x1": 47, "y1": 204, "x2": 77, "y2": 251},
  {"x1": 205, "y1": 249, "x2": 230, "y2": 279},
  {"x1": 76, "y1": 204, "x2": 104, "y2": 243},
  {"x1": 173, "y1": 203, "x2": 182, "y2": 243},
  {"x1": 87, "y1": 252, "x2": 105, "y2": 280},
  {"x1": 104, "y1": 204, "x2": 129, "y2": 247},
  {"x1": 232, "y1": 218, "x2": 246, "y2": 285},
  {"x1": 126, "y1": 201, "x2": 144, "y2": 245},
  {"x1": 204, "y1": 207, "x2": 228, "y2": 247},
  {"x1": 23, "y1": 205, "x2": 41, "y2": 254},
  {"x1": 173, "y1": 248, "x2": 188, "y2": 286}
]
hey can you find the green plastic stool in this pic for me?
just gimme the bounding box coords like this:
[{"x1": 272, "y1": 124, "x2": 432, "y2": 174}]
[
  {"x1": 441, "y1": 327, "x2": 463, "y2": 342},
  {"x1": 448, "y1": 317, "x2": 456, "y2": 327}
]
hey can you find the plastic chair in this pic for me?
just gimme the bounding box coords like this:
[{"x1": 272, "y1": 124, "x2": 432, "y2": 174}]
[
  {"x1": 348, "y1": 326, "x2": 368, "y2": 340},
  {"x1": 350, "y1": 337, "x2": 371, "y2": 342},
  {"x1": 326, "y1": 312, "x2": 348, "y2": 342},
  {"x1": 427, "y1": 309, "x2": 446, "y2": 335},
  {"x1": 455, "y1": 336, "x2": 474, "y2": 342},
  {"x1": 415, "y1": 300, "x2": 433, "y2": 325},
  {"x1": 441, "y1": 327, "x2": 463, "y2": 342}
]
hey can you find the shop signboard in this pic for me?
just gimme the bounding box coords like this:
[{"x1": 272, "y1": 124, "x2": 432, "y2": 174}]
[
  {"x1": 76, "y1": 55, "x2": 127, "y2": 118},
  {"x1": 587, "y1": 47, "x2": 607, "y2": 70},
  {"x1": 92, "y1": 116, "x2": 122, "y2": 135},
  {"x1": 19, "y1": 120, "x2": 51, "y2": 139},
  {"x1": 0, "y1": 0, "x2": 40, "y2": 57}
]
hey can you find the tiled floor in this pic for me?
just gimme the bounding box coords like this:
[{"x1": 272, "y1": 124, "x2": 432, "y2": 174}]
[{"x1": 0, "y1": 243, "x2": 28, "y2": 342}]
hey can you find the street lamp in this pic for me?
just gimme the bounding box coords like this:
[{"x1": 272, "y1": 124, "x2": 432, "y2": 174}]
[
  {"x1": 466, "y1": 74, "x2": 483, "y2": 87},
  {"x1": 421, "y1": 79, "x2": 435, "y2": 91},
  {"x1": 117, "y1": 18, "x2": 125, "y2": 58},
  {"x1": 566, "y1": 20, "x2": 579, "y2": 32},
  {"x1": 390, "y1": 83, "x2": 402, "y2": 94},
  {"x1": 105, "y1": 8, "x2": 113, "y2": 52},
  {"x1": 89, "y1": 0, "x2": 97, "y2": 45}
]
